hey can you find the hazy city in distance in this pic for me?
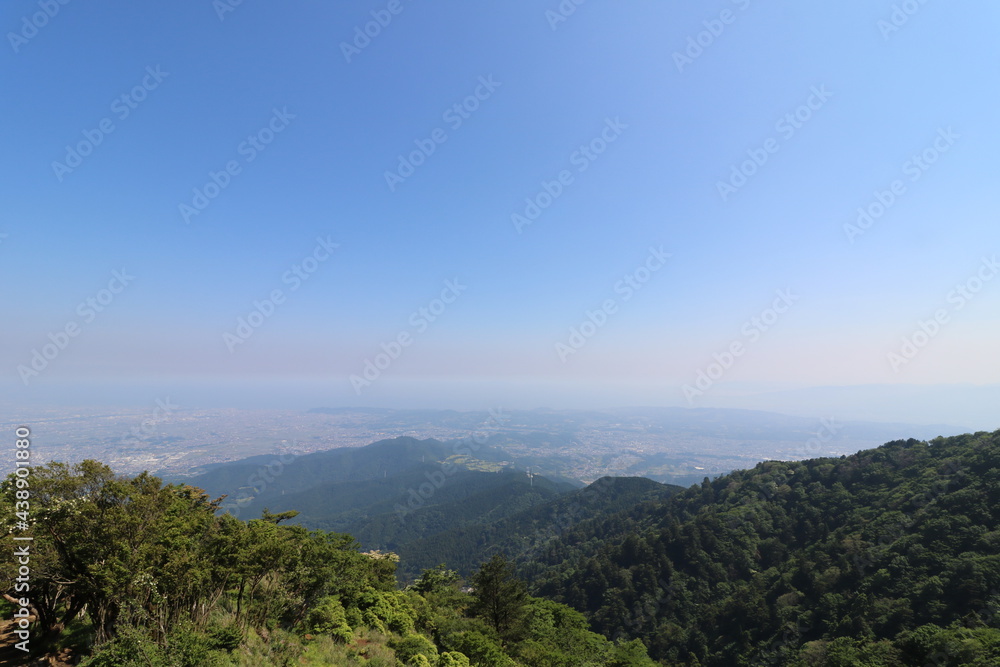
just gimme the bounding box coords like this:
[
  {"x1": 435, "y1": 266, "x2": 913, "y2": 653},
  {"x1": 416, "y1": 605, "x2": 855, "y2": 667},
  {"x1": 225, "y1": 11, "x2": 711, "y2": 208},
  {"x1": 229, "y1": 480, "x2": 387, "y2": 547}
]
[
  {"x1": 3, "y1": 378, "x2": 997, "y2": 484},
  {"x1": 5, "y1": 3, "x2": 999, "y2": 483}
]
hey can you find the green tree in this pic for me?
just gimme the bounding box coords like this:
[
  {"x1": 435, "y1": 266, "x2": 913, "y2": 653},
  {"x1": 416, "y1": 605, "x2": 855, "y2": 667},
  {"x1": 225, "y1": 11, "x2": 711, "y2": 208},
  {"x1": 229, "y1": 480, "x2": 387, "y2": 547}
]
[
  {"x1": 411, "y1": 564, "x2": 460, "y2": 595},
  {"x1": 470, "y1": 555, "x2": 528, "y2": 647}
]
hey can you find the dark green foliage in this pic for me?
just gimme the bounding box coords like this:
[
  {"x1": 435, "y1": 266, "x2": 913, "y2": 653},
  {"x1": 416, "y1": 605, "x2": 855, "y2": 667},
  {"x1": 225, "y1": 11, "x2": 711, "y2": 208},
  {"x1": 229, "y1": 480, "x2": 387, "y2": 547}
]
[
  {"x1": 471, "y1": 555, "x2": 529, "y2": 646},
  {"x1": 344, "y1": 469, "x2": 575, "y2": 573},
  {"x1": 397, "y1": 476, "x2": 682, "y2": 580},
  {"x1": 531, "y1": 430, "x2": 1000, "y2": 665},
  {"x1": 411, "y1": 564, "x2": 461, "y2": 594},
  {"x1": 184, "y1": 434, "x2": 683, "y2": 584},
  {"x1": 206, "y1": 623, "x2": 243, "y2": 652},
  {"x1": 10, "y1": 428, "x2": 1000, "y2": 666},
  {"x1": 2, "y1": 458, "x2": 659, "y2": 664},
  {"x1": 184, "y1": 436, "x2": 516, "y2": 521}
]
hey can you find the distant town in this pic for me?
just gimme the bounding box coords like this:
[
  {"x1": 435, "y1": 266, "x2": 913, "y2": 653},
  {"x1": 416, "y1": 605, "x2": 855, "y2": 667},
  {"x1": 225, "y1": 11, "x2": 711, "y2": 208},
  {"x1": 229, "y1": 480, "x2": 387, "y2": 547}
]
[{"x1": 2, "y1": 405, "x2": 954, "y2": 486}]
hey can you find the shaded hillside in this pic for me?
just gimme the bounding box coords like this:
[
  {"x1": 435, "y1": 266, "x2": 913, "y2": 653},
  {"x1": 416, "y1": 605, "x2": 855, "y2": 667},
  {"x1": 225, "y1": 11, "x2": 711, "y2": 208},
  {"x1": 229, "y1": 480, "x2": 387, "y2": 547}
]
[
  {"x1": 259, "y1": 472, "x2": 682, "y2": 584},
  {"x1": 236, "y1": 466, "x2": 563, "y2": 530},
  {"x1": 347, "y1": 471, "x2": 577, "y2": 580},
  {"x1": 183, "y1": 436, "x2": 515, "y2": 519},
  {"x1": 531, "y1": 430, "x2": 1000, "y2": 666},
  {"x1": 392, "y1": 476, "x2": 685, "y2": 581}
]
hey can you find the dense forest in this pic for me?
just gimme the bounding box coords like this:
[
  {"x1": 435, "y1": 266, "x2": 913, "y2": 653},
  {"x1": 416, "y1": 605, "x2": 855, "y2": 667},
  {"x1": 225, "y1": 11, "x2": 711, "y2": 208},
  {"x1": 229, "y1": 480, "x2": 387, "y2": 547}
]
[
  {"x1": 180, "y1": 435, "x2": 678, "y2": 582},
  {"x1": 3, "y1": 428, "x2": 1000, "y2": 665},
  {"x1": 528, "y1": 430, "x2": 1000, "y2": 665},
  {"x1": 380, "y1": 476, "x2": 681, "y2": 581},
  {"x1": 0, "y1": 460, "x2": 653, "y2": 666}
]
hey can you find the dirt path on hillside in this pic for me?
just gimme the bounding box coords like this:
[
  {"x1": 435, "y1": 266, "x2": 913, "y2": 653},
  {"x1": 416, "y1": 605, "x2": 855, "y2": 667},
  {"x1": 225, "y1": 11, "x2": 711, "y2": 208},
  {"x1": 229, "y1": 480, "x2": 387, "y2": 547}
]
[{"x1": 0, "y1": 619, "x2": 76, "y2": 666}]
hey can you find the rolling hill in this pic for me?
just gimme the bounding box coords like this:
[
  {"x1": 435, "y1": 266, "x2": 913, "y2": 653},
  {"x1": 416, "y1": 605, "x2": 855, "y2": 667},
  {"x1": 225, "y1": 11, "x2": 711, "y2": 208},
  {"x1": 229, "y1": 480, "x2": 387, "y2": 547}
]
[{"x1": 527, "y1": 429, "x2": 1000, "y2": 665}]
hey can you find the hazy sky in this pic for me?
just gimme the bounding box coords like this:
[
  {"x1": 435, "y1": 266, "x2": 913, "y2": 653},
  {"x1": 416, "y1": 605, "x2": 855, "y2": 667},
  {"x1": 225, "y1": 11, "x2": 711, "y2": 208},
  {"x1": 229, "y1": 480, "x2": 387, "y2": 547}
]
[{"x1": 3, "y1": 1, "x2": 998, "y2": 427}]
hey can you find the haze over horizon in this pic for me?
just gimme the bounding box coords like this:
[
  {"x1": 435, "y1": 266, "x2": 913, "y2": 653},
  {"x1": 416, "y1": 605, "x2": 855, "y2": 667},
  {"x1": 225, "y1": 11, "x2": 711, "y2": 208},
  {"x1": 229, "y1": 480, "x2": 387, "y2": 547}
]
[
  {"x1": 4, "y1": 2, "x2": 998, "y2": 432},
  {"x1": 3, "y1": 377, "x2": 996, "y2": 434}
]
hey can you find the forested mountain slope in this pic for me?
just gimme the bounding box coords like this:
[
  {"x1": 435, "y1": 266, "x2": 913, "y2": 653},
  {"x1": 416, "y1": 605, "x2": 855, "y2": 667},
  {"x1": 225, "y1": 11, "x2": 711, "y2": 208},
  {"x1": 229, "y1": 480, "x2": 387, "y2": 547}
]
[
  {"x1": 0, "y1": 460, "x2": 656, "y2": 666},
  {"x1": 7, "y1": 429, "x2": 1000, "y2": 665},
  {"x1": 531, "y1": 429, "x2": 1000, "y2": 665},
  {"x1": 183, "y1": 436, "x2": 519, "y2": 519},
  {"x1": 353, "y1": 475, "x2": 684, "y2": 581}
]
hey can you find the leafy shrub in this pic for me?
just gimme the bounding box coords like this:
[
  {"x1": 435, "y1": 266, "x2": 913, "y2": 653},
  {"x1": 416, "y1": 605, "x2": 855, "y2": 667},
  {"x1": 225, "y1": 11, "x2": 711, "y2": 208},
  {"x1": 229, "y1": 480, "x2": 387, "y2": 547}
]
[
  {"x1": 445, "y1": 630, "x2": 515, "y2": 667},
  {"x1": 438, "y1": 652, "x2": 472, "y2": 666},
  {"x1": 80, "y1": 626, "x2": 168, "y2": 667},
  {"x1": 356, "y1": 588, "x2": 416, "y2": 635},
  {"x1": 305, "y1": 595, "x2": 354, "y2": 643},
  {"x1": 81, "y1": 624, "x2": 232, "y2": 667},
  {"x1": 389, "y1": 633, "x2": 438, "y2": 665},
  {"x1": 208, "y1": 623, "x2": 244, "y2": 652}
]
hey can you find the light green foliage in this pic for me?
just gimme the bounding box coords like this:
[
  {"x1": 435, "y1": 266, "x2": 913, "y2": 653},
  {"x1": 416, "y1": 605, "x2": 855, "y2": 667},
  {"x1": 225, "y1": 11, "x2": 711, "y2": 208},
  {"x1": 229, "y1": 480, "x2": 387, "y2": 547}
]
[
  {"x1": 443, "y1": 630, "x2": 516, "y2": 667},
  {"x1": 356, "y1": 588, "x2": 417, "y2": 635},
  {"x1": 438, "y1": 651, "x2": 472, "y2": 666},
  {"x1": 607, "y1": 639, "x2": 659, "y2": 667},
  {"x1": 510, "y1": 598, "x2": 657, "y2": 667},
  {"x1": 791, "y1": 636, "x2": 903, "y2": 667},
  {"x1": 0, "y1": 461, "x2": 412, "y2": 664},
  {"x1": 515, "y1": 598, "x2": 610, "y2": 666},
  {"x1": 305, "y1": 596, "x2": 354, "y2": 643},
  {"x1": 80, "y1": 623, "x2": 234, "y2": 667},
  {"x1": 891, "y1": 624, "x2": 1000, "y2": 666},
  {"x1": 389, "y1": 633, "x2": 438, "y2": 664},
  {"x1": 389, "y1": 634, "x2": 438, "y2": 667}
]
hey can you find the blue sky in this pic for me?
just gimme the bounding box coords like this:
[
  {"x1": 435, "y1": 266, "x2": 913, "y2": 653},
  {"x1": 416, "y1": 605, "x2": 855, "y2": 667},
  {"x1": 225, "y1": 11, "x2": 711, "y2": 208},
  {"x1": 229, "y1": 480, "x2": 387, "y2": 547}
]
[{"x1": 3, "y1": 1, "x2": 999, "y2": 427}]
